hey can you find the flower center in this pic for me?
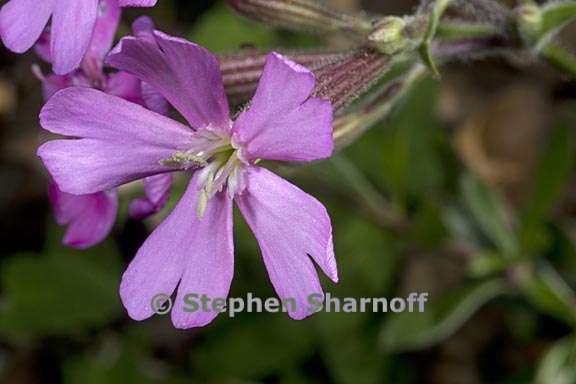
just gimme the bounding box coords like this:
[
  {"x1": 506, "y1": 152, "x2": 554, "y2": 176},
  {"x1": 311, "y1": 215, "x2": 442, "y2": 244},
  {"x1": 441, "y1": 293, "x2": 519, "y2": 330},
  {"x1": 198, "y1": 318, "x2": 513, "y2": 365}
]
[{"x1": 159, "y1": 129, "x2": 247, "y2": 218}]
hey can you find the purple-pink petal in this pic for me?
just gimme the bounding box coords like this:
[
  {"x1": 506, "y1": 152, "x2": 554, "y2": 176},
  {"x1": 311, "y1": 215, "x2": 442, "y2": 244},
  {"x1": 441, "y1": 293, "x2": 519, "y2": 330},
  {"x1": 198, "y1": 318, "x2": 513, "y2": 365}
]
[
  {"x1": 171, "y1": 188, "x2": 234, "y2": 329},
  {"x1": 34, "y1": 31, "x2": 53, "y2": 63},
  {"x1": 34, "y1": 69, "x2": 71, "y2": 100},
  {"x1": 0, "y1": 0, "x2": 54, "y2": 53},
  {"x1": 236, "y1": 167, "x2": 337, "y2": 320},
  {"x1": 120, "y1": 174, "x2": 234, "y2": 326},
  {"x1": 51, "y1": 0, "x2": 99, "y2": 75},
  {"x1": 49, "y1": 182, "x2": 118, "y2": 249},
  {"x1": 140, "y1": 81, "x2": 170, "y2": 115},
  {"x1": 38, "y1": 87, "x2": 194, "y2": 194},
  {"x1": 118, "y1": 0, "x2": 157, "y2": 6},
  {"x1": 233, "y1": 52, "x2": 334, "y2": 163},
  {"x1": 131, "y1": 15, "x2": 155, "y2": 40},
  {"x1": 129, "y1": 174, "x2": 172, "y2": 220},
  {"x1": 82, "y1": 0, "x2": 121, "y2": 77},
  {"x1": 39, "y1": 87, "x2": 191, "y2": 144},
  {"x1": 106, "y1": 71, "x2": 143, "y2": 104},
  {"x1": 1, "y1": 0, "x2": 157, "y2": 74},
  {"x1": 107, "y1": 31, "x2": 231, "y2": 132}
]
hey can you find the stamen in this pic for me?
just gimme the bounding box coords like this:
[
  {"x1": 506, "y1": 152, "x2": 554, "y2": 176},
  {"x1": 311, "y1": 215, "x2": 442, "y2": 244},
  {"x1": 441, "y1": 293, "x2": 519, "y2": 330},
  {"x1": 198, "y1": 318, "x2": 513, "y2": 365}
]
[
  {"x1": 212, "y1": 152, "x2": 240, "y2": 194},
  {"x1": 196, "y1": 189, "x2": 209, "y2": 218},
  {"x1": 162, "y1": 130, "x2": 248, "y2": 219},
  {"x1": 159, "y1": 151, "x2": 209, "y2": 169}
]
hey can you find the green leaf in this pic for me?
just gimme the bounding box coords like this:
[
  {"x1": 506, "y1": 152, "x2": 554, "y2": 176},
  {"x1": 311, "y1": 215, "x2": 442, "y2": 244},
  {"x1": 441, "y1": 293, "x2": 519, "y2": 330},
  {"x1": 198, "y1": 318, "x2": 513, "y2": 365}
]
[
  {"x1": 541, "y1": 1, "x2": 576, "y2": 40},
  {"x1": 0, "y1": 240, "x2": 122, "y2": 340},
  {"x1": 314, "y1": 310, "x2": 383, "y2": 383},
  {"x1": 333, "y1": 216, "x2": 398, "y2": 295},
  {"x1": 379, "y1": 279, "x2": 507, "y2": 352},
  {"x1": 330, "y1": 155, "x2": 401, "y2": 228},
  {"x1": 409, "y1": 201, "x2": 447, "y2": 249},
  {"x1": 190, "y1": 316, "x2": 313, "y2": 380},
  {"x1": 520, "y1": 121, "x2": 575, "y2": 254},
  {"x1": 322, "y1": 333, "x2": 383, "y2": 384},
  {"x1": 443, "y1": 205, "x2": 483, "y2": 248},
  {"x1": 461, "y1": 173, "x2": 518, "y2": 257},
  {"x1": 63, "y1": 329, "x2": 160, "y2": 384},
  {"x1": 546, "y1": 224, "x2": 576, "y2": 273},
  {"x1": 515, "y1": 263, "x2": 576, "y2": 326},
  {"x1": 468, "y1": 251, "x2": 509, "y2": 278},
  {"x1": 380, "y1": 78, "x2": 446, "y2": 208},
  {"x1": 539, "y1": 42, "x2": 576, "y2": 79},
  {"x1": 189, "y1": 3, "x2": 276, "y2": 52},
  {"x1": 535, "y1": 336, "x2": 576, "y2": 384}
]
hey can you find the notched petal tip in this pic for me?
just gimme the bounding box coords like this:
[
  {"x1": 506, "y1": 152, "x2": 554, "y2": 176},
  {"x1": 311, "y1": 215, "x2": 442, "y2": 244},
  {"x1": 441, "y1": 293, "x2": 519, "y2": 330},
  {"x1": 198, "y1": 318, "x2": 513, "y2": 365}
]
[
  {"x1": 105, "y1": 35, "x2": 138, "y2": 64},
  {"x1": 119, "y1": 279, "x2": 157, "y2": 322},
  {"x1": 323, "y1": 233, "x2": 339, "y2": 283},
  {"x1": 232, "y1": 55, "x2": 334, "y2": 163}
]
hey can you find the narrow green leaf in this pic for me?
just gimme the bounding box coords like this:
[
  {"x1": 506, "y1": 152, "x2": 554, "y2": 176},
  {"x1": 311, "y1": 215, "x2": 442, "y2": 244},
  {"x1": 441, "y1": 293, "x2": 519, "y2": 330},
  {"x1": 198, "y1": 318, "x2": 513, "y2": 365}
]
[
  {"x1": 461, "y1": 174, "x2": 518, "y2": 257},
  {"x1": 541, "y1": 1, "x2": 576, "y2": 39},
  {"x1": 540, "y1": 42, "x2": 576, "y2": 79},
  {"x1": 515, "y1": 263, "x2": 576, "y2": 326},
  {"x1": 520, "y1": 121, "x2": 575, "y2": 254},
  {"x1": 380, "y1": 78, "x2": 445, "y2": 208},
  {"x1": 468, "y1": 251, "x2": 509, "y2": 278},
  {"x1": 379, "y1": 279, "x2": 507, "y2": 352}
]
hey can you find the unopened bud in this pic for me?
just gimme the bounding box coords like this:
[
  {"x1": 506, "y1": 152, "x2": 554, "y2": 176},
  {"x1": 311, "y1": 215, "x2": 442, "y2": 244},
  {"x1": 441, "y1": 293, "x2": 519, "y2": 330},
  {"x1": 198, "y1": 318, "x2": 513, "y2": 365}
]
[
  {"x1": 368, "y1": 17, "x2": 410, "y2": 55},
  {"x1": 517, "y1": 4, "x2": 542, "y2": 27},
  {"x1": 516, "y1": 4, "x2": 543, "y2": 44}
]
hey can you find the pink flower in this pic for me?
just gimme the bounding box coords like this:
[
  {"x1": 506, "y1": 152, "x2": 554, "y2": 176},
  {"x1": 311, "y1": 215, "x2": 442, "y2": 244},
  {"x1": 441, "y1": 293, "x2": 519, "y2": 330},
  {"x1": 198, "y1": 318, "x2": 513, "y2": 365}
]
[
  {"x1": 37, "y1": 13, "x2": 170, "y2": 249},
  {"x1": 0, "y1": 0, "x2": 157, "y2": 75},
  {"x1": 38, "y1": 29, "x2": 337, "y2": 327}
]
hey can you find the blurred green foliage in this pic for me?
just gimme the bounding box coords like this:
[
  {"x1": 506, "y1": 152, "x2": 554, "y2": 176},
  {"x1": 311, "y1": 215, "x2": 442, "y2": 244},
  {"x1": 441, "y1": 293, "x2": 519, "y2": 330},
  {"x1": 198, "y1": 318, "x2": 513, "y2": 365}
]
[{"x1": 0, "y1": 231, "x2": 122, "y2": 341}]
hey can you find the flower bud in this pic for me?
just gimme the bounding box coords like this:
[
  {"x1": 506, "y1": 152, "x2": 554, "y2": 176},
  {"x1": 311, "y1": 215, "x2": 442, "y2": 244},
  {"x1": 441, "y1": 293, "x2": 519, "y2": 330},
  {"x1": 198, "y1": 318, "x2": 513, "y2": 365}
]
[
  {"x1": 515, "y1": 4, "x2": 543, "y2": 45},
  {"x1": 368, "y1": 17, "x2": 411, "y2": 55}
]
